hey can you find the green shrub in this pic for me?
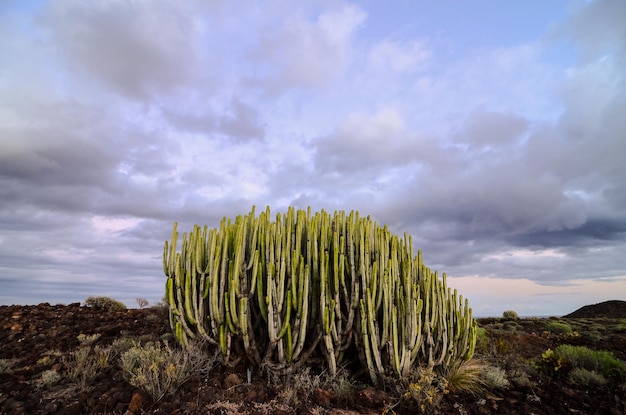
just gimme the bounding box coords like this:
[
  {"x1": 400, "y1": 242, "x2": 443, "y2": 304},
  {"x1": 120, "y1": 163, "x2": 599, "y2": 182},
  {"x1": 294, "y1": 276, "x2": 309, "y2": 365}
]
[
  {"x1": 544, "y1": 321, "x2": 572, "y2": 335},
  {"x1": 567, "y1": 368, "x2": 608, "y2": 388},
  {"x1": 474, "y1": 327, "x2": 490, "y2": 355},
  {"x1": 502, "y1": 310, "x2": 519, "y2": 320},
  {"x1": 85, "y1": 296, "x2": 127, "y2": 312},
  {"x1": 542, "y1": 345, "x2": 626, "y2": 382}
]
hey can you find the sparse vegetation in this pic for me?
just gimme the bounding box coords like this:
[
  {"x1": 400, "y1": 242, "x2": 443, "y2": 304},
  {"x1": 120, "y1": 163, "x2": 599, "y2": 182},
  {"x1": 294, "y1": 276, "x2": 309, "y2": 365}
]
[
  {"x1": 544, "y1": 321, "x2": 573, "y2": 335},
  {"x1": 136, "y1": 297, "x2": 149, "y2": 308},
  {"x1": 542, "y1": 345, "x2": 626, "y2": 382},
  {"x1": 442, "y1": 358, "x2": 486, "y2": 395},
  {"x1": 400, "y1": 366, "x2": 450, "y2": 414},
  {"x1": 480, "y1": 364, "x2": 510, "y2": 390},
  {"x1": 84, "y1": 296, "x2": 127, "y2": 312},
  {"x1": 38, "y1": 369, "x2": 61, "y2": 389},
  {"x1": 119, "y1": 340, "x2": 217, "y2": 403},
  {"x1": 567, "y1": 367, "x2": 608, "y2": 388},
  {"x1": 0, "y1": 358, "x2": 17, "y2": 374},
  {"x1": 63, "y1": 333, "x2": 110, "y2": 391},
  {"x1": 502, "y1": 310, "x2": 519, "y2": 320},
  {"x1": 2, "y1": 297, "x2": 626, "y2": 414}
]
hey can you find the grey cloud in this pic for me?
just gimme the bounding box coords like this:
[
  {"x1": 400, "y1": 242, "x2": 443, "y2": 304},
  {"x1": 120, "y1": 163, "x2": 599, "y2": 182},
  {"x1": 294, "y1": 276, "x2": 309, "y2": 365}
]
[
  {"x1": 549, "y1": 0, "x2": 626, "y2": 63},
  {"x1": 164, "y1": 98, "x2": 265, "y2": 141},
  {"x1": 453, "y1": 109, "x2": 528, "y2": 148},
  {"x1": 312, "y1": 109, "x2": 436, "y2": 173},
  {"x1": 508, "y1": 217, "x2": 626, "y2": 248},
  {"x1": 247, "y1": 4, "x2": 366, "y2": 93},
  {"x1": 40, "y1": 1, "x2": 207, "y2": 100}
]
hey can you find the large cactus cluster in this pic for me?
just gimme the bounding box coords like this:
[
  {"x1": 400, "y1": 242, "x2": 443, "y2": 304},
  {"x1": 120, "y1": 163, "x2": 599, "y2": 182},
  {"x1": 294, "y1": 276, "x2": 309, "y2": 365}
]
[{"x1": 163, "y1": 206, "x2": 476, "y2": 382}]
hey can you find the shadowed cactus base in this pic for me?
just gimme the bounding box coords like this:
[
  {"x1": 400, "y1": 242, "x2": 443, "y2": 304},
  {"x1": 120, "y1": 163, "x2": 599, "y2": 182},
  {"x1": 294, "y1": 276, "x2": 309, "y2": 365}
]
[{"x1": 163, "y1": 206, "x2": 477, "y2": 383}]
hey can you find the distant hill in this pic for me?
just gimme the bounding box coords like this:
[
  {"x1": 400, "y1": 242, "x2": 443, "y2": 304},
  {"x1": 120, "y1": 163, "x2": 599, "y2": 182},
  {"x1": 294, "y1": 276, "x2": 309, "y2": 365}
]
[{"x1": 563, "y1": 300, "x2": 626, "y2": 319}]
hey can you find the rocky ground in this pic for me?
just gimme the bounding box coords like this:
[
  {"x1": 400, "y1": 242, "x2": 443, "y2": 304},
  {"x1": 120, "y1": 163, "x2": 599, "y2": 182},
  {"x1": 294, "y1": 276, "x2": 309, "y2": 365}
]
[{"x1": 1, "y1": 301, "x2": 625, "y2": 414}]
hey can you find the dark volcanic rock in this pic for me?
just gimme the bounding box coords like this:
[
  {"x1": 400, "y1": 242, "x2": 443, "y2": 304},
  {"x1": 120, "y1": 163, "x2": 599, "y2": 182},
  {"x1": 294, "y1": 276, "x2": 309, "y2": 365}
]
[
  {"x1": 1, "y1": 302, "x2": 625, "y2": 414},
  {"x1": 563, "y1": 299, "x2": 626, "y2": 318}
]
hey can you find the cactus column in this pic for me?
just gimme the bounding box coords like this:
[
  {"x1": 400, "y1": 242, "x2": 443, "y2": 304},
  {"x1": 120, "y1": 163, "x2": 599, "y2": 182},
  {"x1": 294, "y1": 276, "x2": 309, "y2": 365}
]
[{"x1": 163, "y1": 206, "x2": 477, "y2": 382}]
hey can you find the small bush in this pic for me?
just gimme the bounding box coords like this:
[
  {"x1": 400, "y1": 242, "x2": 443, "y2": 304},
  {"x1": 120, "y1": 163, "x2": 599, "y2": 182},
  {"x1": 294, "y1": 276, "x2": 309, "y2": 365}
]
[
  {"x1": 64, "y1": 348, "x2": 97, "y2": 390},
  {"x1": 136, "y1": 297, "x2": 149, "y2": 308},
  {"x1": 401, "y1": 366, "x2": 450, "y2": 413},
  {"x1": 568, "y1": 368, "x2": 608, "y2": 388},
  {"x1": 38, "y1": 369, "x2": 61, "y2": 389},
  {"x1": 542, "y1": 345, "x2": 626, "y2": 382},
  {"x1": 63, "y1": 340, "x2": 111, "y2": 391},
  {"x1": 544, "y1": 321, "x2": 572, "y2": 335},
  {"x1": 77, "y1": 333, "x2": 101, "y2": 347},
  {"x1": 119, "y1": 340, "x2": 216, "y2": 403},
  {"x1": 508, "y1": 367, "x2": 533, "y2": 388},
  {"x1": 474, "y1": 327, "x2": 490, "y2": 355},
  {"x1": 502, "y1": 310, "x2": 519, "y2": 320},
  {"x1": 480, "y1": 365, "x2": 509, "y2": 390},
  {"x1": 443, "y1": 359, "x2": 486, "y2": 395},
  {"x1": 85, "y1": 296, "x2": 127, "y2": 312},
  {"x1": 0, "y1": 358, "x2": 17, "y2": 374}
]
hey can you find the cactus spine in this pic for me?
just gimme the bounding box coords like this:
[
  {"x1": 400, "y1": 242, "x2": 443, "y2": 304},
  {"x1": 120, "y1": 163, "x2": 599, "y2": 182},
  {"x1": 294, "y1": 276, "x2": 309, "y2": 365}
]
[{"x1": 164, "y1": 206, "x2": 476, "y2": 382}]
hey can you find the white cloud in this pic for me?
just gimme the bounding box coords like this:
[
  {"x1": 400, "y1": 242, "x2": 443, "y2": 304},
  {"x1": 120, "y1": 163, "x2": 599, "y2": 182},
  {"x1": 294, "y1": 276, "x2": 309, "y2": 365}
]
[
  {"x1": 248, "y1": 4, "x2": 366, "y2": 92},
  {"x1": 0, "y1": 0, "x2": 625, "y2": 315}
]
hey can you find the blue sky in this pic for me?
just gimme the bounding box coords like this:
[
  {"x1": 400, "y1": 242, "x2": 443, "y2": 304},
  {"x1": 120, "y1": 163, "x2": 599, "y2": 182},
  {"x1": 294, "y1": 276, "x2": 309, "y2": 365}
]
[{"x1": 1, "y1": 0, "x2": 625, "y2": 316}]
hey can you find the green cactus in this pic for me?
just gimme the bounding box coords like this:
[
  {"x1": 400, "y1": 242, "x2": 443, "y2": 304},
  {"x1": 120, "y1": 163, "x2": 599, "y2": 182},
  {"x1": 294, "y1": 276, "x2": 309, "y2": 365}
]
[{"x1": 163, "y1": 206, "x2": 476, "y2": 382}]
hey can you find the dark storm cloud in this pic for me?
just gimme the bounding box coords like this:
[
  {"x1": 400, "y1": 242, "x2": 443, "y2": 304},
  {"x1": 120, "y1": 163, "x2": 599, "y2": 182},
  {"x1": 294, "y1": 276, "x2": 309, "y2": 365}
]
[{"x1": 509, "y1": 217, "x2": 626, "y2": 248}]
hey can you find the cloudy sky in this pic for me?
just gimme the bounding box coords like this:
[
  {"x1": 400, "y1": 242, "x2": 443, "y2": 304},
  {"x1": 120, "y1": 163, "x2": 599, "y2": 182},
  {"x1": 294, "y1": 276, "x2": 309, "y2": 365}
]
[{"x1": 1, "y1": 0, "x2": 625, "y2": 316}]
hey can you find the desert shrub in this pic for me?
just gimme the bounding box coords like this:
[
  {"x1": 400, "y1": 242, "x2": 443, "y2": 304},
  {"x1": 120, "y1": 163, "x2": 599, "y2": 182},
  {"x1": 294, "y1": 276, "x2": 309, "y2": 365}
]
[
  {"x1": 400, "y1": 367, "x2": 449, "y2": 414},
  {"x1": 542, "y1": 345, "x2": 626, "y2": 382},
  {"x1": 136, "y1": 297, "x2": 149, "y2": 308},
  {"x1": 442, "y1": 359, "x2": 486, "y2": 395},
  {"x1": 328, "y1": 369, "x2": 358, "y2": 406},
  {"x1": 503, "y1": 321, "x2": 519, "y2": 331},
  {"x1": 109, "y1": 337, "x2": 137, "y2": 357},
  {"x1": 480, "y1": 365, "x2": 509, "y2": 390},
  {"x1": 492, "y1": 332, "x2": 519, "y2": 355},
  {"x1": 567, "y1": 368, "x2": 608, "y2": 388},
  {"x1": 508, "y1": 367, "x2": 533, "y2": 388},
  {"x1": 85, "y1": 296, "x2": 127, "y2": 312},
  {"x1": 582, "y1": 330, "x2": 603, "y2": 343},
  {"x1": 502, "y1": 310, "x2": 519, "y2": 320},
  {"x1": 474, "y1": 327, "x2": 490, "y2": 355},
  {"x1": 38, "y1": 369, "x2": 61, "y2": 389},
  {"x1": 544, "y1": 321, "x2": 572, "y2": 335},
  {"x1": 119, "y1": 340, "x2": 216, "y2": 403},
  {"x1": 64, "y1": 347, "x2": 106, "y2": 390},
  {"x1": 63, "y1": 335, "x2": 111, "y2": 391},
  {"x1": 616, "y1": 320, "x2": 626, "y2": 333},
  {"x1": 0, "y1": 358, "x2": 17, "y2": 374},
  {"x1": 269, "y1": 365, "x2": 357, "y2": 407},
  {"x1": 77, "y1": 333, "x2": 101, "y2": 347}
]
